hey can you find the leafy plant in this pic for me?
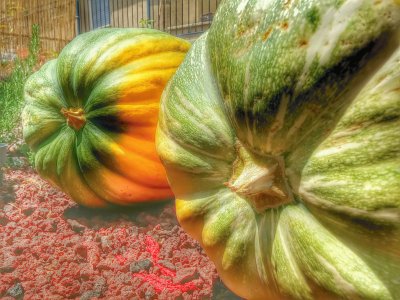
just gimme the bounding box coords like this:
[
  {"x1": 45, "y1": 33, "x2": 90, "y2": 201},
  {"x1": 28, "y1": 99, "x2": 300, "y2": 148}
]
[
  {"x1": 0, "y1": 24, "x2": 40, "y2": 145},
  {"x1": 139, "y1": 18, "x2": 154, "y2": 29}
]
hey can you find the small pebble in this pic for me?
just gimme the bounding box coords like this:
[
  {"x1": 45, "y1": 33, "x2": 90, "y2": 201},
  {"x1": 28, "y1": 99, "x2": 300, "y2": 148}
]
[{"x1": 130, "y1": 258, "x2": 153, "y2": 273}]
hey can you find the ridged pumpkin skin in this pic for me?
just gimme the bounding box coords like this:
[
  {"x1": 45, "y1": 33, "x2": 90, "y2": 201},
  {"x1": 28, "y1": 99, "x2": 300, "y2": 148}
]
[
  {"x1": 23, "y1": 28, "x2": 190, "y2": 207},
  {"x1": 157, "y1": 1, "x2": 400, "y2": 299}
]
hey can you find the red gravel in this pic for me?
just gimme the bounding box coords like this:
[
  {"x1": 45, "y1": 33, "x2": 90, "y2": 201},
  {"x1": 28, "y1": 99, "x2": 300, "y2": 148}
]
[{"x1": 0, "y1": 169, "x2": 238, "y2": 299}]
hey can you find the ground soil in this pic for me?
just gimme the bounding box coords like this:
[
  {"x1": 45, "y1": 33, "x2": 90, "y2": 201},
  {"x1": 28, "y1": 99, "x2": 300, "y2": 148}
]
[{"x1": 0, "y1": 168, "x2": 241, "y2": 300}]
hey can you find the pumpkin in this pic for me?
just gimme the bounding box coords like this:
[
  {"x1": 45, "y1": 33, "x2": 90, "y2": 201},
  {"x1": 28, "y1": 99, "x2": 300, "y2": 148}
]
[
  {"x1": 156, "y1": 0, "x2": 400, "y2": 299},
  {"x1": 22, "y1": 28, "x2": 190, "y2": 207}
]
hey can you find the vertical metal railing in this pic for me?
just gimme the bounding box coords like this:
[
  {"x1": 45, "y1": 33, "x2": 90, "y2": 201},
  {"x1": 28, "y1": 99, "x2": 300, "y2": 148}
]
[
  {"x1": 76, "y1": 0, "x2": 218, "y2": 39},
  {"x1": 0, "y1": 0, "x2": 76, "y2": 72}
]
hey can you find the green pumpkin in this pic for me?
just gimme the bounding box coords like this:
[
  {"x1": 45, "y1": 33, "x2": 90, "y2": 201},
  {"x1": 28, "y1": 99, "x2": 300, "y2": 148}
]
[
  {"x1": 22, "y1": 28, "x2": 190, "y2": 207},
  {"x1": 156, "y1": 0, "x2": 400, "y2": 299}
]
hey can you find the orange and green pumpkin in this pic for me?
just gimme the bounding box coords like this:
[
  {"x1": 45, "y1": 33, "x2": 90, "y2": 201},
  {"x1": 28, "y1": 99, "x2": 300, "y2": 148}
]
[
  {"x1": 157, "y1": 0, "x2": 400, "y2": 299},
  {"x1": 22, "y1": 28, "x2": 190, "y2": 207}
]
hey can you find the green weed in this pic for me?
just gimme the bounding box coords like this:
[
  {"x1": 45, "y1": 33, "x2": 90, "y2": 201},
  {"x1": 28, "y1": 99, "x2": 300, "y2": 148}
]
[
  {"x1": 0, "y1": 24, "x2": 40, "y2": 144},
  {"x1": 0, "y1": 24, "x2": 40, "y2": 167}
]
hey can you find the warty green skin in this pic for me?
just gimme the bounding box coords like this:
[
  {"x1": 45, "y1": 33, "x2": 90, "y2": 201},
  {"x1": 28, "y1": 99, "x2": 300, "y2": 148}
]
[{"x1": 157, "y1": 0, "x2": 400, "y2": 299}]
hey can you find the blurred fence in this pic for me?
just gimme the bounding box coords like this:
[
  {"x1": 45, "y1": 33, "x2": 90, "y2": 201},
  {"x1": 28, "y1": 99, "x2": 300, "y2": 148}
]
[
  {"x1": 77, "y1": 0, "x2": 219, "y2": 38},
  {"x1": 0, "y1": 0, "x2": 219, "y2": 78},
  {"x1": 0, "y1": 0, "x2": 76, "y2": 60}
]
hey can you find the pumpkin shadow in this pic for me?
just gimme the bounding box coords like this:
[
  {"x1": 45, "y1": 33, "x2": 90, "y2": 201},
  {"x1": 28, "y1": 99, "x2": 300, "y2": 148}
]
[
  {"x1": 212, "y1": 279, "x2": 243, "y2": 300},
  {"x1": 0, "y1": 174, "x2": 17, "y2": 209},
  {"x1": 63, "y1": 198, "x2": 177, "y2": 230}
]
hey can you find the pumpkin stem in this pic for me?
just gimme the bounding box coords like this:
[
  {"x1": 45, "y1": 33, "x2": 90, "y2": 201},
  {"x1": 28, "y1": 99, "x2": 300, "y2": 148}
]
[
  {"x1": 61, "y1": 107, "x2": 86, "y2": 131},
  {"x1": 227, "y1": 143, "x2": 293, "y2": 213}
]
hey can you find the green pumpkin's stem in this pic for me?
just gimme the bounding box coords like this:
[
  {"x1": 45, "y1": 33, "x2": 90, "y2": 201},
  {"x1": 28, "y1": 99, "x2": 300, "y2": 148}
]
[
  {"x1": 226, "y1": 142, "x2": 294, "y2": 213},
  {"x1": 61, "y1": 107, "x2": 86, "y2": 131}
]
